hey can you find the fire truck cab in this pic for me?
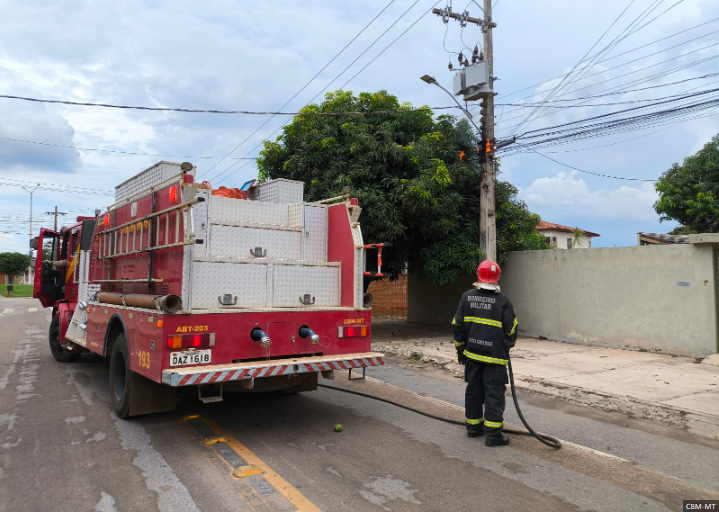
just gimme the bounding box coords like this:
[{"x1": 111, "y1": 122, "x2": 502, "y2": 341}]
[{"x1": 32, "y1": 161, "x2": 384, "y2": 417}]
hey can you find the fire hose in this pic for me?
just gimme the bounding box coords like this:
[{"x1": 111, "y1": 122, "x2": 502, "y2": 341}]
[{"x1": 318, "y1": 357, "x2": 562, "y2": 449}]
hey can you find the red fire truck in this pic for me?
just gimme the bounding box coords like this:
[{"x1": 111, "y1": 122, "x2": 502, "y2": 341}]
[{"x1": 32, "y1": 161, "x2": 384, "y2": 417}]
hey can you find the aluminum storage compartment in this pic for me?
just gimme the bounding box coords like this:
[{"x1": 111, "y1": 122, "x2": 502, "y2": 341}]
[
  {"x1": 272, "y1": 264, "x2": 341, "y2": 307},
  {"x1": 209, "y1": 225, "x2": 302, "y2": 260},
  {"x1": 115, "y1": 161, "x2": 193, "y2": 203},
  {"x1": 302, "y1": 205, "x2": 328, "y2": 261},
  {"x1": 248, "y1": 179, "x2": 304, "y2": 204},
  {"x1": 190, "y1": 261, "x2": 267, "y2": 309},
  {"x1": 208, "y1": 196, "x2": 289, "y2": 226}
]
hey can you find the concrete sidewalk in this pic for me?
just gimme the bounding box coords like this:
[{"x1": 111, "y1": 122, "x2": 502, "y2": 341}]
[{"x1": 372, "y1": 319, "x2": 719, "y2": 439}]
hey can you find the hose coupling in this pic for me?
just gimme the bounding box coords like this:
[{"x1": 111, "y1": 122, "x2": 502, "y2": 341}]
[{"x1": 250, "y1": 328, "x2": 272, "y2": 348}]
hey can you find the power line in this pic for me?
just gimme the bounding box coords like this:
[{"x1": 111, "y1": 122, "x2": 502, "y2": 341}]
[
  {"x1": 205, "y1": 0, "x2": 429, "y2": 183},
  {"x1": 199, "y1": 0, "x2": 399, "y2": 181},
  {"x1": 502, "y1": 92, "x2": 719, "y2": 153},
  {"x1": 488, "y1": 28, "x2": 719, "y2": 119},
  {"x1": 0, "y1": 177, "x2": 112, "y2": 195},
  {"x1": 211, "y1": 0, "x2": 442, "y2": 186},
  {"x1": 512, "y1": 0, "x2": 686, "y2": 134},
  {"x1": 552, "y1": 0, "x2": 670, "y2": 101},
  {"x1": 498, "y1": 50, "x2": 719, "y2": 135},
  {"x1": 512, "y1": 143, "x2": 658, "y2": 181},
  {"x1": 0, "y1": 94, "x2": 456, "y2": 117},
  {"x1": 509, "y1": 0, "x2": 640, "y2": 135},
  {"x1": 493, "y1": 15, "x2": 719, "y2": 104},
  {"x1": 0, "y1": 136, "x2": 218, "y2": 159},
  {"x1": 339, "y1": 1, "x2": 443, "y2": 90},
  {"x1": 0, "y1": 181, "x2": 114, "y2": 197}
]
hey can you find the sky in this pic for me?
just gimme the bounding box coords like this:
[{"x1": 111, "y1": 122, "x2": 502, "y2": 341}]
[{"x1": 1, "y1": 0, "x2": 718, "y2": 254}]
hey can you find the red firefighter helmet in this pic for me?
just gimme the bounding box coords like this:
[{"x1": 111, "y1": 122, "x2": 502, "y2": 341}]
[{"x1": 477, "y1": 260, "x2": 501, "y2": 284}]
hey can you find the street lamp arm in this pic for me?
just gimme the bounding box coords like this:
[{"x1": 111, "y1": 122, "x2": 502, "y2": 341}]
[{"x1": 421, "y1": 75, "x2": 482, "y2": 134}]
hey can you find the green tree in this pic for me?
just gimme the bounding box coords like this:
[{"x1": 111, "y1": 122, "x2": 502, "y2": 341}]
[
  {"x1": 655, "y1": 134, "x2": 719, "y2": 233},
  {"x1": 668, "y1": 225, "x2": 697, "y2": 235},
  {"x1": 257, "y1": 90, "x2": 548, "y2": 286},
  {"x1": 0, "y1": 252, "x2": 30, "y2": 278},
  {"x1": 570, "y1": 227, "x2": 585, "y2": 248}
]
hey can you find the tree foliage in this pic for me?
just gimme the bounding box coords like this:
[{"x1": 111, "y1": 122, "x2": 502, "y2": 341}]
[
  {"x1": 0, "y1": 252, "x2": 30, "y2": 278},
  {"x1": 257, "y1": 90, "x2": 547, "y2": 286},
  {"x1": 655, "y1": 134, "x2": 719, "y2": 233}
]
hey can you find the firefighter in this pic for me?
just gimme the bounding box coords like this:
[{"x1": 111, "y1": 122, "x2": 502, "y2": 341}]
[{"x1": 452, "y1": 260, "x2": 518, "y2": 447}]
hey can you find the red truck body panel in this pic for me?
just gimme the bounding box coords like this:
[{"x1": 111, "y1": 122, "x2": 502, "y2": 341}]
[{"x1": 33, "y1": 161, "x2": 382, "y2": 396}]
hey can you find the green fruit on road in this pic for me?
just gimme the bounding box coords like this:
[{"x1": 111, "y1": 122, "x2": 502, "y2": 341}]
[{"x1": 334, "y1": 424, "x2": 343, "y2": 432}]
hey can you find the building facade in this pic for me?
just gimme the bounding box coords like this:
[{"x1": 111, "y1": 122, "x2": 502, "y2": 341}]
[{"x1": 536, "y1": 221, "x2": 599, "y2": 249}]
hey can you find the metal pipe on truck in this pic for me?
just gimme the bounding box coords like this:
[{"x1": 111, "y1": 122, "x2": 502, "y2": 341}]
[{"x1": 96, "y1": 292, "x2": 182, "y2": 313}]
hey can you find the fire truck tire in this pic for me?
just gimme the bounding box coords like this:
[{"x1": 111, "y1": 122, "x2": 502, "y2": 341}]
[
  {"x1": 109, "y1": 333, "x2": 133, "y2": 418},
  {"x1": 49, "y1": 315, "x2": 81, "y2": 363}
]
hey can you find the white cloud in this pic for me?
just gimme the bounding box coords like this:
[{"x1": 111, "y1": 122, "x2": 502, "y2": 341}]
[
  {"x1": 519, "y1": 170, "x2": 659, "y2": 222},
  {"x1": 0, "y1": 0, "x2": 717, "y2": 249}
]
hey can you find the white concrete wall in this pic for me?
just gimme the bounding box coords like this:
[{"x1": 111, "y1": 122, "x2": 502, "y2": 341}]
[
  {"x1": 501, "y1": 244, "x2": 718, "y2": 358},
  {"x1": 541, "y1": 230, "x2": 592, "y2": 249}
]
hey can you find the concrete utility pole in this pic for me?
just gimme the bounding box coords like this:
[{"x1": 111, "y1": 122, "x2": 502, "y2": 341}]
[
  {"x1": 21, "y1": 184, "x2": 40, "y2": 284},
  {"x1": 481, "y1": 0, "x2": 496, "y2": 262},
  {"x1": 45, "y1": 207, "x2": 67, "y2": 231},
  {"x1": 430, "y1": 2, "x2": 500, "y2": 262}
]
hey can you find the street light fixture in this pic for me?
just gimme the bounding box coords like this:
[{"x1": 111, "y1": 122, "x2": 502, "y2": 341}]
[{"x1": 419, "y1": 75, "x2": 481, "y2": 133}]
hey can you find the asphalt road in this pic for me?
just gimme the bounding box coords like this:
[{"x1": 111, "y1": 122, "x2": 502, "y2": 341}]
[{"x1": 1, "y1": 297, "x2": 718, "y2": 512}]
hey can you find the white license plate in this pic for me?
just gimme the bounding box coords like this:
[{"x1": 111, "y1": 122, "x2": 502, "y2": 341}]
[{"x1": 170, "y1": 350, "x2": 211, "y2": 367}]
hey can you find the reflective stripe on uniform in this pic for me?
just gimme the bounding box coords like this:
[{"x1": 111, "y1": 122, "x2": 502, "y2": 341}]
[
  {"x1": 452, "y1": 317, "x2": 461, "y2": 326},
  {"x1": 465, "y1": 417, "x2": 484, "y2": 425},
  {"x1": 484, "y1": 420, "x2": 504, "y2": 428},
  {"x1": 464, "y1": 317, "x2": 502, "y2": 328},
  {"x1": 454, "y1": 340, "x2": 465, "y2": 347},
  {"x1": 463, "y1": 350, "x2": 508, "y2": 365},
  {"x1": 507, "y1": 318, "x2": 518, "y2": 336}
]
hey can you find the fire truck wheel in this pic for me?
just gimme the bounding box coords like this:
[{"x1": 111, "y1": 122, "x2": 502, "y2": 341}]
[
  {"x1": 49, "y1": 315, "x2": 81, "y2": 363},
  {"x1": 109, "y1": 333, "x2": 133, "y2": 418}
]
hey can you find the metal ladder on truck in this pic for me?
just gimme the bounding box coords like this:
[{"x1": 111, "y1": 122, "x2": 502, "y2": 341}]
[{"x1": 65, "y1": 176, "x2": 204, "y2": 347}]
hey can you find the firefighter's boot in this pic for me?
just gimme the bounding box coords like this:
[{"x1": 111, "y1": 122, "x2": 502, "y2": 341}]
[
  {"x1": 485, "y1": 432, "x2": 510, "y2": 447},
  {"x1": 466, "y1": 425, "x2": 485, "y2": 438}
]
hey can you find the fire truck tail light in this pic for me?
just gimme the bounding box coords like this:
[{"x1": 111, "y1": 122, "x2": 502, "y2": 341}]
[
  {"x1": 167, "y1": 333, "x2": 215, "y2": 350},
  {"x1": 169, "y1": 186, "x2": 177, "y2": 202},
  {"x1": 337, "y1": 326, "x2": 368, "y2": 338}
]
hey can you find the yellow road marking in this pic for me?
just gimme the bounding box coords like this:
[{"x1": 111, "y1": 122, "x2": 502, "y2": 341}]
[
  {"x1": 201, "y1": 436, "x2": 226, "y2": 445},
  {"x1": 234, "y1": 464, "x2": 265, "y2": 479},
  {"x1": 201, "y1": 416, "x2": 321, "y2": 512}
]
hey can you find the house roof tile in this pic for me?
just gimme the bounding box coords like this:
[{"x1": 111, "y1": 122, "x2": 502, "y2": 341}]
[{"x1": 536, "y1": 221, "x2": 600, "y2": 237}]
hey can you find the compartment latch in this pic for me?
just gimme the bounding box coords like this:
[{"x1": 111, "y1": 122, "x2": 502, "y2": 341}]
[
  {"x1": 250, "y1": 247, "x2": 267, "y2": 257},
  {"x1": 299, "y1": 294, "x2": 316, "y2": 306},
  {"x1": 218, "y1": 294, "x2": 238, "y2": 306}
]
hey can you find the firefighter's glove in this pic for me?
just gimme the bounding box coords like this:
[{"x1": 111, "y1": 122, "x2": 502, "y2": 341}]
[{"x1": 457, "y1": 352, "x2": 468, "y2": 365}]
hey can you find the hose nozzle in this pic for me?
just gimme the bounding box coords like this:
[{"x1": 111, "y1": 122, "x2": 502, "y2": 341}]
[
  {"x1": 299, "y1": 326, "x2": 320, "y2": 345},
  {"x1": 250, "y1": 328, "x2": 272, "y2": 348}
]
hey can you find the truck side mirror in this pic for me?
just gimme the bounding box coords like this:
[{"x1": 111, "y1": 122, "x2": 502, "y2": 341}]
[{"x1": 30, "y1": 237, "x2": 39, "y2": 250}]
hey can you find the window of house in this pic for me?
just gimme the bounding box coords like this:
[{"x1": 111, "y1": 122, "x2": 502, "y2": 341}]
[
  {"x1": 567, "y1": 237, "x2": 572, "y2": 249},
  {"x1": 544, "y1": 237, "x2": 551, "y2": 245}
]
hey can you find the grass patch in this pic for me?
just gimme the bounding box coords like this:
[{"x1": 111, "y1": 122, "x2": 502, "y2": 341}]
[
  {"x1": 0, "y1": 284, "x2": 33, "y2": 297},
  {"x1": 409, "y1": 352, "x2": 424, "y2": 362}
]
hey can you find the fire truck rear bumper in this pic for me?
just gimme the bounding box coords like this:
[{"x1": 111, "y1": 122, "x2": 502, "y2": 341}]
[{"x1": 161, "y1": 352, "x2": 385, "y2": 387}]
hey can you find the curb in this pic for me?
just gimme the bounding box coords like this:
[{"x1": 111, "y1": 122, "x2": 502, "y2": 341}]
[{"x1": 374, "y1": 342, "x2": 719, "y2": 439}]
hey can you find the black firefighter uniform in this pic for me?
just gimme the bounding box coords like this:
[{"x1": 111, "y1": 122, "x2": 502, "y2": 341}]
[{"x1": 452, "y1": 288, "x2": 518, "y2": 434}]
